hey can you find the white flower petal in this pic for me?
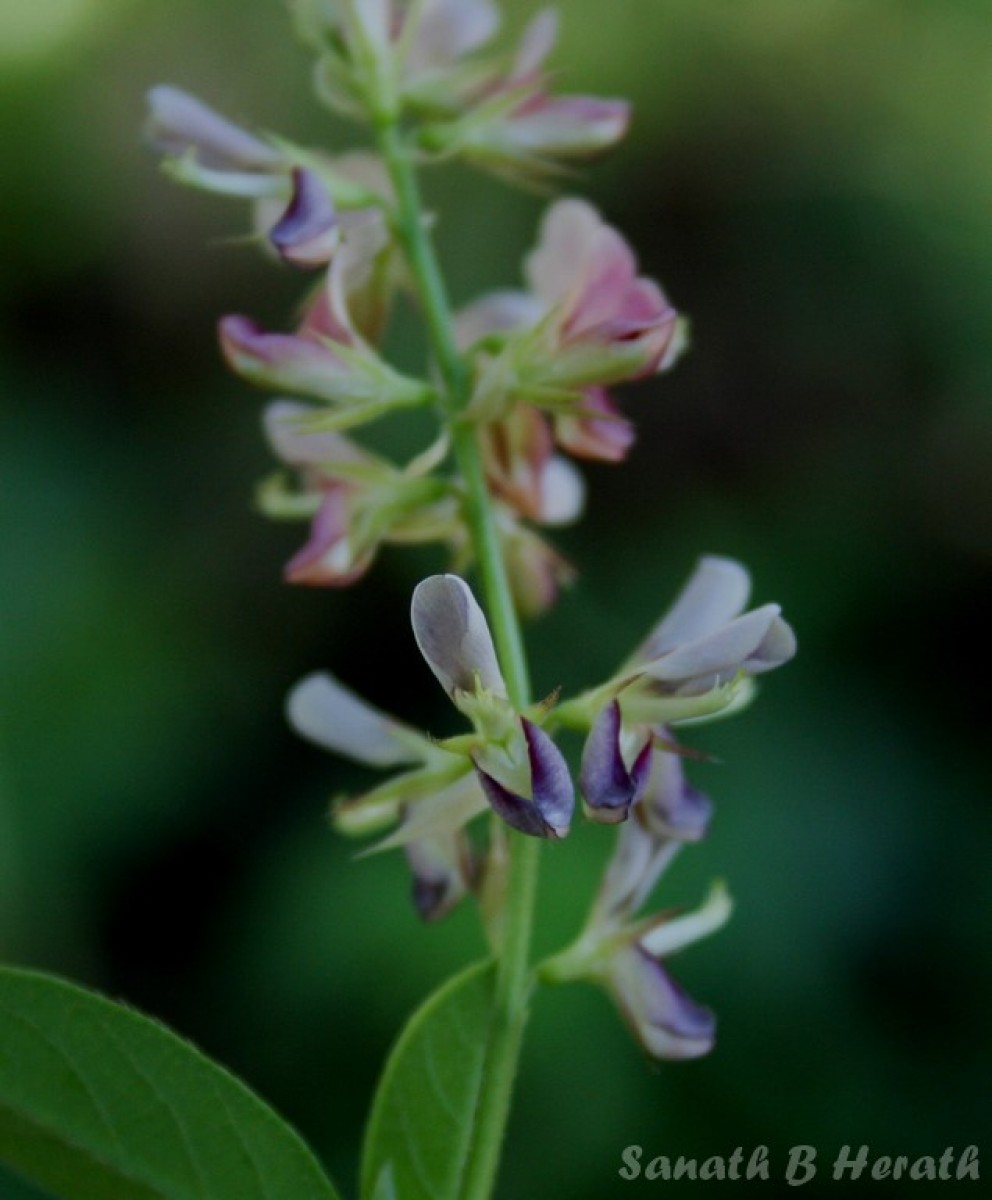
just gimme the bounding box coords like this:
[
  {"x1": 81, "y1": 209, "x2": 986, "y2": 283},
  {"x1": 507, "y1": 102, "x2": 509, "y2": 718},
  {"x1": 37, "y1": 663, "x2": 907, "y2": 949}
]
[
  {"x1": 640, "y1": 881, "x2": 733, "y2": 958},
  {"x1": 539, "y1": 456, "x2": 585, "y2": 526}
]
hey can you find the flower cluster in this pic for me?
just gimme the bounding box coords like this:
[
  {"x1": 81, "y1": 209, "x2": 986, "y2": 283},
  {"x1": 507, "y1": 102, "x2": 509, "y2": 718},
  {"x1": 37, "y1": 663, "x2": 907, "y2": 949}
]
[
  {"x1": 146, "y1": 5, "x2": 662, "y2": 611},
  {"x1": 289, "y1": 559, "x2": 794, "y2": 1057},
  {"x1": 150, "y1": 0, "x2": 798, "y2": 1067}
]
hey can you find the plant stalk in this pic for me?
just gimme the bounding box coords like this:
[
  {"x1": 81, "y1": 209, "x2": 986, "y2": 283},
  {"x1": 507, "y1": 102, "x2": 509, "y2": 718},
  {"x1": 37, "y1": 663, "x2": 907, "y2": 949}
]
[{"x1": 375, "y1": 116, "x2": 541, "y2": 1200}]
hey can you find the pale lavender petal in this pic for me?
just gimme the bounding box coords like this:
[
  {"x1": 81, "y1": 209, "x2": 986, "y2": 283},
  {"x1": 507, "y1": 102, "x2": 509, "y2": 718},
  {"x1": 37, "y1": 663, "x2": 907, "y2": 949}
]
[
  {"x1": 405, "y1": 831, "x2": 473, "y2": 922},
  {"x1": 595, "y1": 814, "x2": 668, "y2": 920},
  {"x1": 610, "y1": 945, "x2": 716, "y2": 1060},
  {"x1": 264, "y1": 400, "x2": 369, "y2": 467},
  {"x1": 643, "y1": 604, "x2": 795, "y2": 688},
  {"x1": 269, "y1": 168, "x2": 340, "y2": 268},
  {"x1": 640, "y1": 744, "x2": 713, "y2": 843},
  {"x1": 411, "y1": 575, "x2": 506, "y2": 698},
  {"x1": 580, "y1": 701, "x2": 651, "y2": 824},
  {"x1": 146, "y1": 86, "x2": 281, "y2": 170},
  {"x1": 406, "y1": 0, "x2": 500, "y2": 74},
  {"x1": 640, "y1": 882, "x2": 733, "y2": 958},
  {"x1": 370, "y1": 773, "x2": 488, "y2": 851},
  {"x1": 286, "y1": 671, "x2": 419, "y2": 767},
  {"x1": 635, "y1": 556, "x2": 752, "y2": 664}
]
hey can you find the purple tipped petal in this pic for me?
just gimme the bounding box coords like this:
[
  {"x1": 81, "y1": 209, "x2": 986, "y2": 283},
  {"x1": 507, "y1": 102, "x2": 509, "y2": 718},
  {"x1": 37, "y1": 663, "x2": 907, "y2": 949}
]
[
  {"x1": 405, "y1": 831, "x2": 474, "y2": 922},
  {"x1": 610, "y1": 945, "x2": 716, "y2": 1061},
  {"x1": 473, "y1": 720, "x2": 573, "y2": 839},
  {"x1": 411, "y1": 575, "x2": 506, "y2": 699},
  {"x1": 641, "y1": 745, "x2": 713, "y2": 843},
  {"x1": 474, "y1": 763, "x2": 554, "y2": 838},
  {"x1": 146, "y1": 86, "x2": 281, "y2": 170},
  {"x1": 219, "y1": 315, "x2": 348, "y2": 398},
  {"x1": 636, "y1": 556, "x2": 751, "y2": 663},
  {"x1": 269, "y1": 168, "x2": 340, "y2": 269},
  {"x1": 522, "y1": 718, "x2": 574, "y2": 837},
  {"x1": 286, "y1": 672, "x2": 419, "y2": 767},
  {"x1": 580, "y1": 701, "x2": 651, "y2": 824}
]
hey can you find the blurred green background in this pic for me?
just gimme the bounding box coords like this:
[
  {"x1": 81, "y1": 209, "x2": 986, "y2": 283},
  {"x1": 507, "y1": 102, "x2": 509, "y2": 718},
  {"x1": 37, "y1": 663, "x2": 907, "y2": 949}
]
[{"x1": 1, "y1": 0, "x2": 990, "y2": 1197}]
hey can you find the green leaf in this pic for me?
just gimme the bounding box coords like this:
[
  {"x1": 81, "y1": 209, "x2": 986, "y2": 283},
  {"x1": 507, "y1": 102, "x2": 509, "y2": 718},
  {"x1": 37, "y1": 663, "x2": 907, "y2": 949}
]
[
  {"x1": 360, "y1": 961, "x2": 496, "y2": 1200},
  {"x1": 0, "y1": 967, "x2": 342, "y2": 1200}
]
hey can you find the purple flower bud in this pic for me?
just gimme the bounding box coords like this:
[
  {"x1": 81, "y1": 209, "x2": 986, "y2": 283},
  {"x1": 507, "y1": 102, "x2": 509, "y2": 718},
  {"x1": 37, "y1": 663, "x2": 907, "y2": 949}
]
[
  {"x1": 405, "y1": 830, "x2": 474, "y2": 922},
  {"x1": 474, "y1": 718, "x2": 574, "y2": 838},
  {"x1": 580, "y1": 700, "x2": 652, "y2": 824},
  {"x1": 609, "y1": 945, "x2": 716, "y2": 1061},
  {"x1": 411, "y1": 575, "x2": 507, "y2": 699},
  {"x1": 269, "y1": 168, "x2": 340, "y2": 269}
]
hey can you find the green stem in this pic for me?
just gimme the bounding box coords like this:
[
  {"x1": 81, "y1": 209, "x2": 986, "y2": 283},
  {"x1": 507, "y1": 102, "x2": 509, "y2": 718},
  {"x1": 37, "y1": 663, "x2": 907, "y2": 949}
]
[{"x1": 375, "y1": 116, "x2": 540, "y2": 1200}]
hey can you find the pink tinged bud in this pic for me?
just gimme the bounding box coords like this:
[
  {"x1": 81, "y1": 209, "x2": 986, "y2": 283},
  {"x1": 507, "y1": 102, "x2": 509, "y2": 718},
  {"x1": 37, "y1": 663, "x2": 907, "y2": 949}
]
[
  {"x1": 609, "y1": 945, "x2": 716, "y2": 1061},
  {"x1": 411, "y1": 575, "x2": 507, "y2": 699},
  {"x1": 502, "y1": 526, "x2": 575, "y2": 618},
  {"x1": 580, "y1": 700, "x2": 653, "y2": 824},
  {"x1": 499, "y1": 94, "x2": 630, "y2": 158},
  {"x1": 452, "y1": 289, "x2": 542, "y2": 350},
  {"x1": 219, "y1": 315, "x2": 351, "y2": 400},
  {"x1": 554, "y1": 388, "x2": 635, "y2": 463},
  {"x1": 474, "y1": 718, "x2": 574, "y2": 839},
  {"x1": 285, "y1": 672, "x2": 420, "y2": 768},
  {"x1": 284, "y1": 487, "x2": 373, "y2": 586},
  {"x1": 269, "y1": 169, "x2": 340, "y2": 269},
  {"x1": 146, "y1": 86, "x2": 281, "y2": 171},
  {"x1": 405, "y1": 830, "x2": 474, "y2": 922}
]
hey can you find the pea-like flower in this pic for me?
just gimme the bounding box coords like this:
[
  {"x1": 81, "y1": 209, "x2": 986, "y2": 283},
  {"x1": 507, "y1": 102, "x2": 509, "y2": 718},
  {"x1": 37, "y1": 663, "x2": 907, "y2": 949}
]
[
  {"x1": 411, "y1": 575, "x2": 574, "y2": 838},
  {"x1": 220, "y1": 228, "x2": 432, "y2": 427},
  {"x1": 259, "y1": 401, "x2": 458, "y2": 586},
  {"x1": 146, "y1": 86, "x2": 385, "y2": 252},
  {"x1": 457, "y1": 198, "x2": 681, "y2": 467},
  {"x1": 543, "y1": 743, "x2": 730, "y2": 1061},
  {"x1": 419, "y1": 10, "x2": 629, "y2": 185},
  {"x1": 285, "y1": 575, "x2": 575, "y2": 914}
]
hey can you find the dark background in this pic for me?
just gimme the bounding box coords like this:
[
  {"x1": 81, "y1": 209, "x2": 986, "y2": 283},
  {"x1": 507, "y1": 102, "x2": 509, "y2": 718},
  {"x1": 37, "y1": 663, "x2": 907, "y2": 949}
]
[{"x1": 1, "y1": 1, "x2": 989, "y2": 1196}]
